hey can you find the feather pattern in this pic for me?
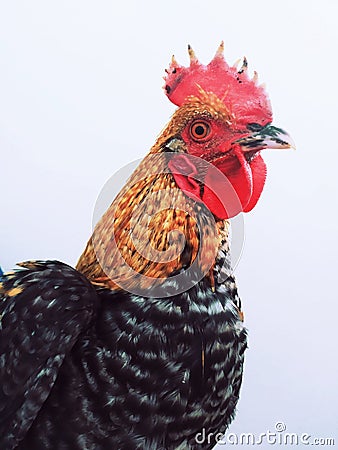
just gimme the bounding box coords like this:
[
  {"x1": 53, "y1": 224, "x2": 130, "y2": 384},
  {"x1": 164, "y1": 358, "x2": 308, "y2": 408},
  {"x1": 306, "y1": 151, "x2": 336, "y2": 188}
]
[{"x1": 0, "y1": 251, "x2": 246, "y2": 449}]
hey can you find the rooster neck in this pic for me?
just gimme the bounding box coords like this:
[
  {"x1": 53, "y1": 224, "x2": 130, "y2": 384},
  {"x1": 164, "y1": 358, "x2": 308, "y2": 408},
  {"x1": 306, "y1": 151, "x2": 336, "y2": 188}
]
[{"x1": 76, "y1": 149, "x2": 230, "y2": 294}]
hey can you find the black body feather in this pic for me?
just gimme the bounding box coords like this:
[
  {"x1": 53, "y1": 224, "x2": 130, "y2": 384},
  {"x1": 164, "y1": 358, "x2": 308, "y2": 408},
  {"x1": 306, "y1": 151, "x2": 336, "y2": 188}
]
[{"x1": 0, "y1": 256, "x2": 247, "y2": 449}]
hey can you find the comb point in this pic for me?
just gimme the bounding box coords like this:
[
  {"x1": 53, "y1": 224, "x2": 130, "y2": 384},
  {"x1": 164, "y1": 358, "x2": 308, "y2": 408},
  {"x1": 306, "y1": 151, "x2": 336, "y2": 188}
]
[
  {"x1": 188, "y1": 44, "x2": 198, "y2": 65},
  {"x1": 238, "y1": 56, "x2": 248, "y2": 74},
  {"x1": 215, "y1": 41, "x2": 224, "y2": 58},
  {"x1": 171, "y1": 55, "x2": 178, "y2": 66},
  {"x1": 232, "y1": 58, "x2": 241, "y2": 70}
]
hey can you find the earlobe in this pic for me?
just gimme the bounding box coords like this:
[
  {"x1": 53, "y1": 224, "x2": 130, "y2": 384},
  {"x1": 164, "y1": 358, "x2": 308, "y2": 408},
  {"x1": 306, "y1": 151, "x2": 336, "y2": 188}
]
[{"x1": 168, "y1": 154, "x2": 202, "y2": 201}]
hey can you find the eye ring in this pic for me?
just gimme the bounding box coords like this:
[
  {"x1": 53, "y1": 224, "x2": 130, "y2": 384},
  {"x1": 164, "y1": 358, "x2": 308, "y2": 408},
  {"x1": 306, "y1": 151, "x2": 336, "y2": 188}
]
[{"x1": 190, "y1": 120, "x2": 211, "y2": 141}]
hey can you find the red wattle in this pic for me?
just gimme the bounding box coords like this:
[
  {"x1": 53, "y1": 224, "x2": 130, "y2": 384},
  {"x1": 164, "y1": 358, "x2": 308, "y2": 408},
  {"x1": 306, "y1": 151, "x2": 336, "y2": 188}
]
[
  {"x1": 202, "y1": 163, "x2": 246, "y2": 219},
  {"x1": 211, "y1": 148, "x2": 253, "y2": 217},
  {"x1": 168, "y1": 151, "x2": 266, "y2": 220},
  {"x1": 242, "y1": 154, "x2": 267, "y2": 212}
]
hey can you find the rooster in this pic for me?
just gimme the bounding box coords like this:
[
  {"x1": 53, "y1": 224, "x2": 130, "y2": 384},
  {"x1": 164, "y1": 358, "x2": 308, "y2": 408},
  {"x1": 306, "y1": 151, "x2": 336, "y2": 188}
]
[{"x1": 0, "y1": 43, "x2": 293, "y2": 450}]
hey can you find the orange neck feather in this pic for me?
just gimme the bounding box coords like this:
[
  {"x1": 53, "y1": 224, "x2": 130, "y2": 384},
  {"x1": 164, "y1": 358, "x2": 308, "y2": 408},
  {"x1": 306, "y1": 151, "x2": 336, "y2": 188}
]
[{"x1": 76, "y1": 106, "x2": 229, "y2": 292}]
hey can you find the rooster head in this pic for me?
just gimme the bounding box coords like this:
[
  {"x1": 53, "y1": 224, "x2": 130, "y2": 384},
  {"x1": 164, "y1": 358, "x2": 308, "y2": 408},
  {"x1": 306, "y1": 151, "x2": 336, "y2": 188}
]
[{"x1": 163, "y1": 42, "x2": 294, "y2": 219}]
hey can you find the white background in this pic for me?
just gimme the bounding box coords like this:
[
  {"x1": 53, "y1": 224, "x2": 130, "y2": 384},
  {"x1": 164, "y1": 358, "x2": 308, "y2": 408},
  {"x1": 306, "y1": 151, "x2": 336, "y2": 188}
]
[{"x1": 1, "y1": 1, "x2": 337, "y2": 448}]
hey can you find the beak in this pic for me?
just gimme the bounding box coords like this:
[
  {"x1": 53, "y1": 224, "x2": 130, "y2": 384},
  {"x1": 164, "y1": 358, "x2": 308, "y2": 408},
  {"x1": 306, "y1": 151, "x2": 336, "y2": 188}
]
[{"x1": 235, "y1": 124, "x2": 295, "y2": 151}]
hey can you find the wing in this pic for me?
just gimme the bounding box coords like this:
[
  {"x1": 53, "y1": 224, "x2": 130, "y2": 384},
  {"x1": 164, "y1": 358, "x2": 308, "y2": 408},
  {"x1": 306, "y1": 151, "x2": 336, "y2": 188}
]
[{"x1": 0, "y1": 260, "x2": 98, "y2": 450}]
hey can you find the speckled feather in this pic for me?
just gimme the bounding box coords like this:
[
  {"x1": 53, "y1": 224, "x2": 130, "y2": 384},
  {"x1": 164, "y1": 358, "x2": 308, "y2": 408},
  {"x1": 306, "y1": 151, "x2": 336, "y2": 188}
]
[
  {"x1": 0, "y1": 261, "x2": 98, "y2": 449},
  {"x1": 0, "y1": 250, "x2": 246, "y2": 449}
]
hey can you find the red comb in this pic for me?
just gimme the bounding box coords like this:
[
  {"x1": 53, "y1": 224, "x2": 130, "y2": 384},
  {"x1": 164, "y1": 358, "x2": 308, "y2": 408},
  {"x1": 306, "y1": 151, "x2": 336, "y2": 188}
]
[{"x1": 163, "y1": 42, "x2": 272, "y2": 127}]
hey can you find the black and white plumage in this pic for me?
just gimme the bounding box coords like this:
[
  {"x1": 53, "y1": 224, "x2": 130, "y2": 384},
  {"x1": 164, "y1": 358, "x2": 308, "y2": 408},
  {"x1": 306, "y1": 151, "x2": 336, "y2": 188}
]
[{"x1": 0, "y1": 250, "x2": 246, "y2": 449}]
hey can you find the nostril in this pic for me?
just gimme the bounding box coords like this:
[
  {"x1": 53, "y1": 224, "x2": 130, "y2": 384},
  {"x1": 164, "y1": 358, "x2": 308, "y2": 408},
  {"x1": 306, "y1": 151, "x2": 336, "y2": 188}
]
[{"x1": 246, "y1": 123, "x2": 264, "y2": 132}]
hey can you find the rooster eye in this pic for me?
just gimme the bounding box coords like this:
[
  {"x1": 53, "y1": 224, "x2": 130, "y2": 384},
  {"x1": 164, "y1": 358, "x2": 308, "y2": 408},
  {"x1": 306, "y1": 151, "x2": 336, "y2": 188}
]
[{"x1": 190, "y1": 120, "x2": 211, "y2": 141}]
